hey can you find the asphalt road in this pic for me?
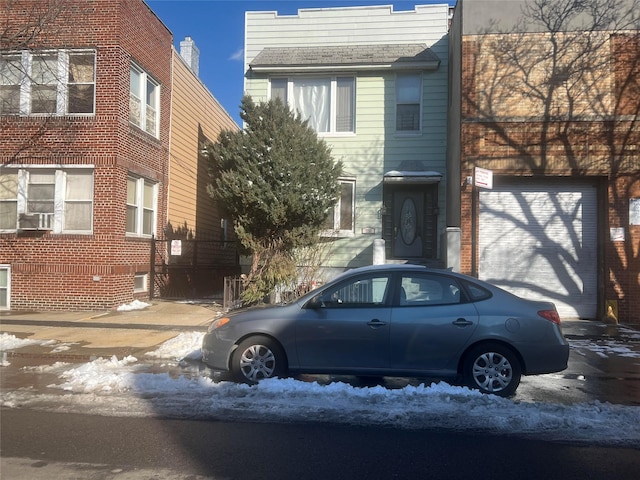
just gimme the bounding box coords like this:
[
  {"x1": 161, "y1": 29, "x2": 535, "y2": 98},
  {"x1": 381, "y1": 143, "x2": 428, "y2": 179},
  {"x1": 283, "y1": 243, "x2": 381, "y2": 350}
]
[{"x1": 2, "y1": 408, "x2": 640, "y2": 480}]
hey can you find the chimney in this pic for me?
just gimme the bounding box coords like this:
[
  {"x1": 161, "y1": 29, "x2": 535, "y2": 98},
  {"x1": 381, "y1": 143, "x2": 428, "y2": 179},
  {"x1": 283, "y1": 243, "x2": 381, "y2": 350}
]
[{"x1": 180, "y1": 36, "x2": 200, "y2": 76}]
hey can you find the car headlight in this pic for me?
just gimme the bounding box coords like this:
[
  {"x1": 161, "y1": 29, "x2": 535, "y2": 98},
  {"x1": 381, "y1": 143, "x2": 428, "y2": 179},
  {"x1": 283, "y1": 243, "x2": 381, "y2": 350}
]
[{"x1": 208, "y1": 317, "x2": 231, "y2": 332}]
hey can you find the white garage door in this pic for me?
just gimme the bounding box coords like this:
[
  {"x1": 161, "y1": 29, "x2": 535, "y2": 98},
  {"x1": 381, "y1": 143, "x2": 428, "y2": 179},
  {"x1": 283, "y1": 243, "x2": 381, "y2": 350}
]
[{"x1": 479, "y1": 182, "x2": 597, "y2": 319}]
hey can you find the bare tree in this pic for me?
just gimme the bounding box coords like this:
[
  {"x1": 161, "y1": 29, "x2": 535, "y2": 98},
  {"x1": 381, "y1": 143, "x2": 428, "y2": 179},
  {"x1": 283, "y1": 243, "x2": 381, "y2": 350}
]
[
  {"x1": 463, "y1": 0, "x2": 640, "y2": 318},
  {"x1": 1, "y1": 0, "x2": 70, "y2": 50}
]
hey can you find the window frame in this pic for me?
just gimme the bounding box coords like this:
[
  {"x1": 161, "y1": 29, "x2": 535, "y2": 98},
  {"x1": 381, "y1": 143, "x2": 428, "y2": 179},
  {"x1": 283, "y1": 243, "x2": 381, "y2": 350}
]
[
  {"x1": 0, "y1": 49, "x2": 96, "y2": 116},
  {"x1": 269, "y1": 75, "x2": 356, "y2": 135},
  {"x1": 134, "y1": 273, "x2": 148, "y2": 293},
  {"x1": 0, "y1": 53, "x2": 22, "y2": 115},
  {"x1": 129, "y1": 63, "x2": 160, "y2": 138},
  {"x1": 321, "y1": 177, "x2": 356, "y2": 237},
  {"x1": 0, "y1": 166, "x2": 94, "y2": 234},
  {"x1": 0, "y1": 171, "x2": 19, "y2": 230},
  {"x1": 0, "y1": 264, "x2": 10, "y2": 310},
  {"x1": 395, "y1": 72, "x2": 423, "y2": 134},
  {"x1": 62, "y1": 169, "x2": 94, "y2": 232},
  {"x1": 126, "y1": 175, "x2": 158, "y2": 238}
]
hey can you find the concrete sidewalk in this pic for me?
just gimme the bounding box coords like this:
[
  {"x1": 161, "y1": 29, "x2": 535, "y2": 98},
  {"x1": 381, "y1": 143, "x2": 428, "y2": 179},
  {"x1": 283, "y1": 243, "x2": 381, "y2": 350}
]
[{"x1": 0, "y1": 300, "x2": 223, "y2": 360}]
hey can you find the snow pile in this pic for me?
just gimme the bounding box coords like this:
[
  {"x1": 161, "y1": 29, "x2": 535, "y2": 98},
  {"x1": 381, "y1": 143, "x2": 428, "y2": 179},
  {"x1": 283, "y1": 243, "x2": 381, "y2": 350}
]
[
  {"x1": 55, "y1": 355, "x2": 141, "y2": 393},
  {"x1": 0, "y1": 333, "x2": 56, "y2": 351},
  {"x1": 116, "y1": 300, "x2": 151, "y2": 312},
  {"x1": 0, "y1": 349, "x2": 637, "y2": 447},
  {"x1": 145, "y1": 332, "x2": 203, "y2": 361}
]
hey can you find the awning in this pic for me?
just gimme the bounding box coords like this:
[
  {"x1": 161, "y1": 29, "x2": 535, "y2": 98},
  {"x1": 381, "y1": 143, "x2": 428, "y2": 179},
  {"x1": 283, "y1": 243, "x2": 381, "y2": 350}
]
[{"x1": 383, "y1": 170, "x2": 443, "y2": 184}]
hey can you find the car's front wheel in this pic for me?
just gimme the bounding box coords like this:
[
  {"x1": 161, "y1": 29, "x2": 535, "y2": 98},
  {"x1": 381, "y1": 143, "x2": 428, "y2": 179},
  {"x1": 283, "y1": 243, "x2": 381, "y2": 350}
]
[
  {"x1": 463, "y1": 343, "x2": 521, "y2": 397},
  {"x1": 231, "y1": 336, "x2": 287, "y2": 383}
]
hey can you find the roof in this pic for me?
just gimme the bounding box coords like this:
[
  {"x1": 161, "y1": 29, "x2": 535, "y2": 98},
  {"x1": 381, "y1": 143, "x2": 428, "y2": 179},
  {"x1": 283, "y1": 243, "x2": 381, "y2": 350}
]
[{"x1": 249, "y1": 44, "x2": 441, "y2": 73}]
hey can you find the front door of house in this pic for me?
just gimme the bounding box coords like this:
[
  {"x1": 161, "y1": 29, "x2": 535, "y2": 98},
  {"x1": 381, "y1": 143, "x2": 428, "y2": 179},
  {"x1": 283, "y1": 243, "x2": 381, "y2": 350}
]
[
  {"x1": 393, "y1": 190, "x2": 424, "y2": 258},
  {"x1": 382, "y1": 185, "x2": 438, "y2": 261}
]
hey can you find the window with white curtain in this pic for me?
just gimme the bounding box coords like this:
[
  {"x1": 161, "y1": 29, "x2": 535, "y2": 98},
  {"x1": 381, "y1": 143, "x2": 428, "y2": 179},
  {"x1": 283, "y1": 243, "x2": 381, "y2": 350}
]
[
  {"x1": 126, "y1": 176, "x2": 157, "y2": 237},
  {"x1": 129, "y1": 63, "x2": 160, "y2": 137},
  {"x1": 63, "y1": 170, "x2": 93, "y2": 231},
  {"x1": 270, "y1": 76, "x2": 355, "y2": 134},
  {"x1": 396, "y1": 72, "x2": 422, "y2": 132},
  {"x1": 0, "y1": 167, "x2": 94, "y2": 233},
  {"x1": 0, "y1": 49, "x2": 96, "y2": 116}
]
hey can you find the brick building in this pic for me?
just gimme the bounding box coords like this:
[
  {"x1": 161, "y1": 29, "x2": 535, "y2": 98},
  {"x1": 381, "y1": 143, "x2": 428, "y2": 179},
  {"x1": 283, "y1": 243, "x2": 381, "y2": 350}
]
[
  {"x1": 446, "y1": 0, "x2": 640, "y2": 323},
  {"x1": 0, "y1": 0, "x2": 238, "y2": 311}
]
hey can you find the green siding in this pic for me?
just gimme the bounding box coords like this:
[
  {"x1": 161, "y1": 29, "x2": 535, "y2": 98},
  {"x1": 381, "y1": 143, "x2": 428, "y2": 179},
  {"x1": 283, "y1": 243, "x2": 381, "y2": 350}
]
[{"x1": 245, "y1": 5, "x2": 450, "y2": 273}]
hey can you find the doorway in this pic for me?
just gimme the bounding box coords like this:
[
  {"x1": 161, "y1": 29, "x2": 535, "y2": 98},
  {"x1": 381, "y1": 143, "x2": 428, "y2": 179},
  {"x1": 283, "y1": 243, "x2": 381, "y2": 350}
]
[{"x1": 382, "y1": 184, "x2": 438, "y2": 261}]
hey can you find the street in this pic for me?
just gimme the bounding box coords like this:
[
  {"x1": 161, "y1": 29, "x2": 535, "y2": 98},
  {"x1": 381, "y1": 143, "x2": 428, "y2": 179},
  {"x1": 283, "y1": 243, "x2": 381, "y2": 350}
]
[
  {"x1": 1, "y1": 318, "x2": 639, "y2": 478},
  {"x1": 2, "y1": 408, "x2": 640, "y2": 480}
]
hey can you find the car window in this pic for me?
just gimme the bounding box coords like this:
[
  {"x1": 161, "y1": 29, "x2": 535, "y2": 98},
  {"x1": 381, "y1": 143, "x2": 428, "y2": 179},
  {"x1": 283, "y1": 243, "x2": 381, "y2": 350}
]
[
  {"x1": 321, "y1": 275, "x2": 390, "y2": 307},
  {"x1": 398, "y1": 274, "x2": 462, "y2": 306},
  {"x1": 462, "y1": 280, "x2": 492, "y2": 301}
]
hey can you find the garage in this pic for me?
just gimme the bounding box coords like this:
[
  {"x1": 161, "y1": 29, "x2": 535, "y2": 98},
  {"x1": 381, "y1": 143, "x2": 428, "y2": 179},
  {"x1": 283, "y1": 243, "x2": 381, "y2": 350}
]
[{"x1": 478, "y1": 180, "x2": 598, "y2": 319}]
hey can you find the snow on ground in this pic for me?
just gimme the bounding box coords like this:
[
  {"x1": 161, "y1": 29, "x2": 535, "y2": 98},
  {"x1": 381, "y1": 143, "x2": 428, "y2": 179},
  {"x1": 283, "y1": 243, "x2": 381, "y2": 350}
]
[
  {"x1": 116, "y1": 299, "x2": 151, "y2": 311},
  {"x1": 1, "y1": 331, "x2": 639, "y2": 448},
  {"x1": 0, "y1": 334, "x2": 56, "y2": 351},
  {"x1": 144, "y1": 331, "x2": 203, "y2": 361},
  {"x1": 570, "y1": 338, "x2": 640, "y2": 359}
]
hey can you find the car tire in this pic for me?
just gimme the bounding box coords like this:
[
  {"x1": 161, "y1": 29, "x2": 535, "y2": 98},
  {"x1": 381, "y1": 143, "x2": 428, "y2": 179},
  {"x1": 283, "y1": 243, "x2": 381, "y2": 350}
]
[
  {"x1": 463, "y1": 343, "x2": 521, "y2": 397},
  {"x1": 231, "y1": 336, "x2": 287, "y2": 383}
]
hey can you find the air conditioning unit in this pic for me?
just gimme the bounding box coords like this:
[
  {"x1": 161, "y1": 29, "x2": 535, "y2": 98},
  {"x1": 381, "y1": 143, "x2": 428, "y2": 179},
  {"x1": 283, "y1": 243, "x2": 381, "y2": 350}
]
[{"x1": 18, "y1": 213, "x2": 54, "y2": 230}]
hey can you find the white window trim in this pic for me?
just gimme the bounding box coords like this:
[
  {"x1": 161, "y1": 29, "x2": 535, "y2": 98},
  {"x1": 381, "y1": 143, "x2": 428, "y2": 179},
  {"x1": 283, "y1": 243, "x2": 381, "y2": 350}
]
[
  {"x1": 0, "y1": 264, "x2": 10, "y2": 310},
  {"x1": 0, "y1": 165, "x2": 94, "y2": 234},
  {"x1": 394, "y1": 72, "x2": 423, "y2": 135},
  {"x1": 321, "y1": 177, "x2": 356, "y2": 238},
  {"x1": 133, "y1": 272, "x2": 148, "y2": 293},
  {"x1": 129, "y1": 63, "x2": 160, "y2": 138},
  {"x1": 269, "y1": 75, "x2": 356, "y2": 137},
  {"x1": 126, "y1": 175, "x2": 158, "y2": 238},
  {"x1": 1, "y1": 49, "x2": 96, "y2": 116}
]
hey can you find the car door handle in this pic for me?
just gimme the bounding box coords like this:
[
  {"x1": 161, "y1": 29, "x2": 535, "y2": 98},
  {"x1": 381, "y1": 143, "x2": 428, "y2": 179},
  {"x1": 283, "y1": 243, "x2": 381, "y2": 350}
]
[
  {"x1": 452, "y1": 318, "x2": 474, "y2": 327},
  {"x1": 367, "y1": 319, "x2": 387, "y2": 328}
]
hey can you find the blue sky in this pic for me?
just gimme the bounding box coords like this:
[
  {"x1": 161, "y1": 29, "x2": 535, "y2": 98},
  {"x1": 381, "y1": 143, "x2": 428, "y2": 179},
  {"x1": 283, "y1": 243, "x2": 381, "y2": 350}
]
[{"x1": 146, "y1": 0, "x2": 454, "y2": 125}]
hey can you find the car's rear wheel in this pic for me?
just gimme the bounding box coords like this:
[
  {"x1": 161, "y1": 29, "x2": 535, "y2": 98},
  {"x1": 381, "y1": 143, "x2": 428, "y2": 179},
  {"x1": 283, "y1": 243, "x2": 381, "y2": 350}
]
[
  {"x1": 231, "y1": 336, "x2": 287, "y2": 383},
  {"x1": 463, "y1": 343, "x2": 521, "y2": 397}
]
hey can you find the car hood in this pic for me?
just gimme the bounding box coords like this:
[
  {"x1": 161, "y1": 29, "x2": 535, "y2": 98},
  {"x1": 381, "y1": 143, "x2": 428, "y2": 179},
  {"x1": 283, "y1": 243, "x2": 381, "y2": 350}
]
[{"x1": 226, "y1": 301, "x2": 302, "y2": 322}]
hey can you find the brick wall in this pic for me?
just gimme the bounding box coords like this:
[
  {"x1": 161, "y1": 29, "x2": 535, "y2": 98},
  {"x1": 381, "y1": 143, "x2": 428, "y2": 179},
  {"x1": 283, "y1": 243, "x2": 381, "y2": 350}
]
[
  {"x1": 605, "y1": 175, "x2": 640, "y2": 324},
  {"x1": 460, "y1": 33, "x2": 640, "y2": 324},
  {"x1": 0, "y1": 0, "x2": 173, "y2": 311}
]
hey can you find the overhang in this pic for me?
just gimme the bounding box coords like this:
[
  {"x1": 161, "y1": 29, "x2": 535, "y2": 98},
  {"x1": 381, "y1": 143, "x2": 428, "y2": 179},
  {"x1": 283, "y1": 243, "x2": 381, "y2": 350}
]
[
  {"x1": 383, "y1": 170, "x2": 443, "y2": 184},
  {"x1": 249, "y1": 44, "x2": 441, "y2": 73}
]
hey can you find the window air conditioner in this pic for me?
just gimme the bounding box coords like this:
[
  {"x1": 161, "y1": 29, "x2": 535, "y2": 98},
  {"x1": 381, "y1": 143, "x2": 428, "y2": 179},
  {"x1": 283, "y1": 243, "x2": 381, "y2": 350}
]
[{"x1": 18, "y1": 213, "x2": 54, "y2": 230}]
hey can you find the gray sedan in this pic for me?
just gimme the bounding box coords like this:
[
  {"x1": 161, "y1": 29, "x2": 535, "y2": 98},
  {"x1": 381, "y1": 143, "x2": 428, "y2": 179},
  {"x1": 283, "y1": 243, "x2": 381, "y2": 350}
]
[{"x1": 202, "y1": 264, "x2": 569, "y2": 397}]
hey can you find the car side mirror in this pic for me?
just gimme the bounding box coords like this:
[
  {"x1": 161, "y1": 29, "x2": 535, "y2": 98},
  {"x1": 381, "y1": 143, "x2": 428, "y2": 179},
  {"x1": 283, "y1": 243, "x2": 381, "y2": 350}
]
[{"x1": 305, "y1": 294, "x2": 324, "y2": 309}]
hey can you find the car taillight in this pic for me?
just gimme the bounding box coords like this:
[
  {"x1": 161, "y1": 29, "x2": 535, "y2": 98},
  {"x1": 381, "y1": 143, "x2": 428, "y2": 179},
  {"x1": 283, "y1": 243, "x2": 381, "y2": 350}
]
[{"x1": 538, "y1": 309, "x2": 561, "y2": 324}]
